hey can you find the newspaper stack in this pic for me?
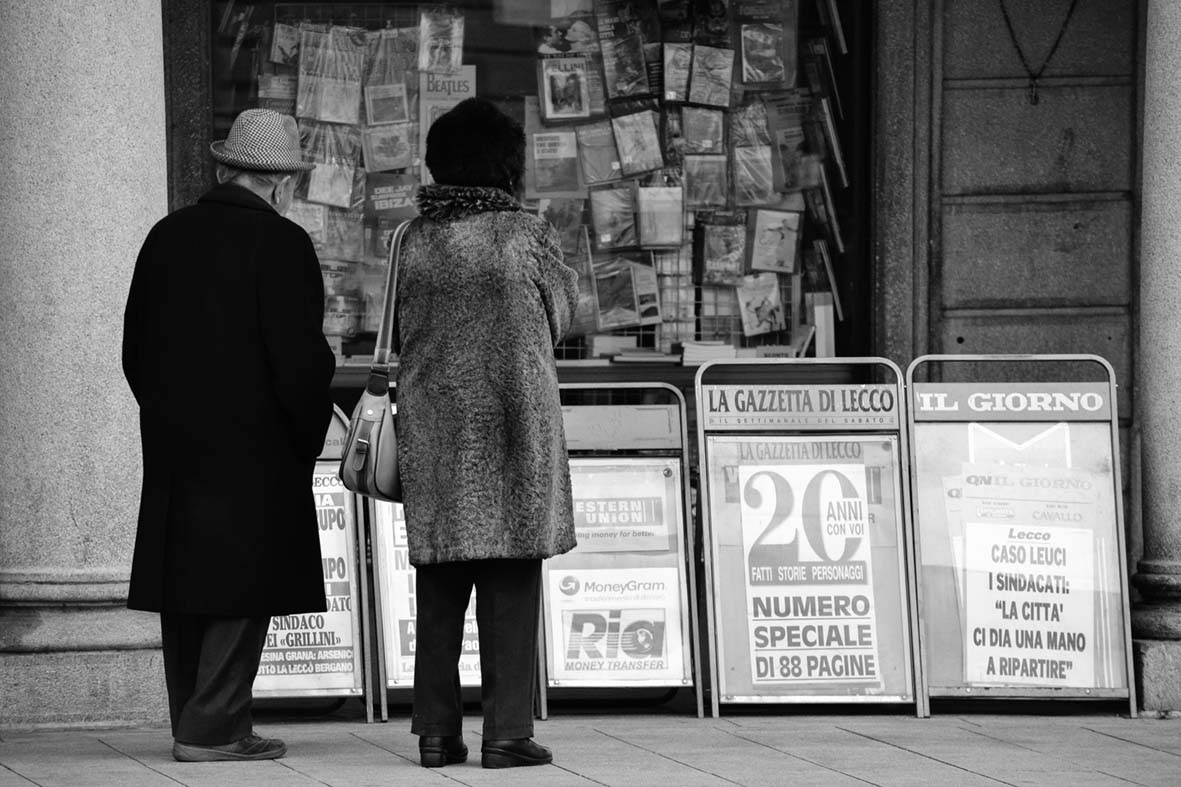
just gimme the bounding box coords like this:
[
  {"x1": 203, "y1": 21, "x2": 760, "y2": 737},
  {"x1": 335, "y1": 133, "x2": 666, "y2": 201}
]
[{"x1": 680, "y1": 340, "x2": 738, "y2": 365}]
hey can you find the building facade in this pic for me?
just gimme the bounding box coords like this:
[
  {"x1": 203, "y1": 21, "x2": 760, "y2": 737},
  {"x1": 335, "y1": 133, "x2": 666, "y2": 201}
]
[{"x1": 2, "y1": 0, "x2": 1177, "y2": 726}]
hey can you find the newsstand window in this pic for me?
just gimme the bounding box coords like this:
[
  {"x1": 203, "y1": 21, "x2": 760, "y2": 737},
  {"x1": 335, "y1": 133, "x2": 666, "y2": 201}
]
[{"x1": 210, "y1": 1, "x2": 859, "y2": 364}]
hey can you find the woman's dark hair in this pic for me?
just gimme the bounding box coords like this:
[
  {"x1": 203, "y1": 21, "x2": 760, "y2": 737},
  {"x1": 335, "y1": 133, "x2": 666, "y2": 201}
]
[{"x1": 425, "y1": 97, "x2": 526, "y2": 194}]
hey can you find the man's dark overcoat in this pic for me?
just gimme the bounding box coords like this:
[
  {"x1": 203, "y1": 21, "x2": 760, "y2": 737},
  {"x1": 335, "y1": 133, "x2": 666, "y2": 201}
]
[
  {"x1": 395, "y1": 184, "x2": 580, "y2": 565},
  {"x1": 122, "y1": 183, "x2": 336, "y2": 616}
]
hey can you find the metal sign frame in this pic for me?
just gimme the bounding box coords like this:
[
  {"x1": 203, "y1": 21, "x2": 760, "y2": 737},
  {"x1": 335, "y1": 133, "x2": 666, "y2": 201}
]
[
  {"x1": 539, "y1": 382, "x2": 705, "y2": 719},
  {"x1": 253, "y1": 406, "x2": 375, "y2": 721},
  {"x1": 905, "y1": 354, "x2": 1135, "y2": 717},
  {"x1": 695, "y1": 358, "x2": 924, "y2": 717}
]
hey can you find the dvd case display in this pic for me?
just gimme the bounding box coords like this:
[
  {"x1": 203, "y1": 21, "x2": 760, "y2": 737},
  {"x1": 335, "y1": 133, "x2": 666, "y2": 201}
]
[
  {"x1": 663, "y1": 42, "x2": 692, "y2": 101},
  {"x1": 733, "y1": 144, "x2": 775, "y2": 206},
  {"x1": 364, "y1": 82, "x2": 410, "y2": 124},
  {"x1": 593, "y1": 253, "x2": 661, "y2": 330},
  {"x1": 734, "y1": 0, "x2": 798, "y2": 87},
  {"x1": 538, "y1": 197, "x2": 588, "y2": 255},
  {"x1": 363, "y1": 172, "x2": 418, "y2": 258},
  {"x1": 694, "y1": 213, "x2": 747, "y2": 286}
]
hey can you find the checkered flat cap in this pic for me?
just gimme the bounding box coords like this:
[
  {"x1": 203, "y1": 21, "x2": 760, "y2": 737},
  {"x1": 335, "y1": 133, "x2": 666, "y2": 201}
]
[{"x1": 210, "y1": 109, "x2": 314, "y2": 172}]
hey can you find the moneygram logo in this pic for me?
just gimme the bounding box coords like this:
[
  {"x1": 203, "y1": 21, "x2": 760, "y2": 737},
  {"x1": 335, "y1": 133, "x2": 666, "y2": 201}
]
[{"x1": 560, "y1": 575, "x2": 667, "y2": 597}]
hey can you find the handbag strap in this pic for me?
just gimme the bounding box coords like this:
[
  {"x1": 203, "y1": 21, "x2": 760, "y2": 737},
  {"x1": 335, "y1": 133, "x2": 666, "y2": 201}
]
[{"x1": 371, "y1": 218, "x2": 415, "y2": 369}]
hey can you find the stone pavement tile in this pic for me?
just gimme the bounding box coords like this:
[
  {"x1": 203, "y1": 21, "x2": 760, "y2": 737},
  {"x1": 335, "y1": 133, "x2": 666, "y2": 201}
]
[
  {"x1": 0, "y1": 734, "x2": 176, "y2": 787},
  {"x1": 940, "y1": 720, "x2": 1180, "y2": 787},
  {"x1": 1074, "y1": 719, "x2": 1181, "y2": 757},
  {"x1": 722, "y1": 723, "x2": 1008, "y2": 786}
]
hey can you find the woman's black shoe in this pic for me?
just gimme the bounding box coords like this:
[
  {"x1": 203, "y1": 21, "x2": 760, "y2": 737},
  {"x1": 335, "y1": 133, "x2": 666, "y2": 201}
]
[
  {"x1": 481, "y1": 738, "x2": 552, "y2": 768},
  {"x1": 419, "y1": 735, "x2": 468, "y2": 767}
]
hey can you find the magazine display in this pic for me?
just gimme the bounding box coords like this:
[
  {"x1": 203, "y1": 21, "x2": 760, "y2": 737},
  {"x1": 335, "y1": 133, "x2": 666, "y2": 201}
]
[
  {"x1": 612, "y1": 110, "x2": 664, "y2": 175},
  {"x1": 682, "y1": 107, "x2": 725, "y2": 154},
  {"x1": 567, "y1": 226, "x2": 600, "y2": 337},
  {"x1": 636, "y1": 186, "x2": 685, "y2": 247},
  {"x1": 734, "y1": 0, "x2": 798, "y2": 87},
  {"x1": 576, "y1": 121, "x2": 623, "y2": 184},
  {"x1": 296, "y1": 26, "x2": 366, "y2": 125},
  {"x1": 364, "y1": 82, "x2": 410, "y2": 125},
  {"x1": 663, "y1": 43, "x2": 692, "y2": 101},
  {"x1": 746, "y1": 208, "x2": 801, "y2": 273},
  {"x1": 299, "y1": 120, "x2": 362, "y2": 209},
  {"x1": 418, "y1": 5, "x2": 465, "y2": 74},
  {"x1": 363, "y1": 172, "x2": 418, "y2": 258},
  {"x1": 593, "y1": 253, "x2": 661, "y2": 330},
  {"x1": 361, "y1": 122, "x2": 415, "y2": 172},
  {"x1": 683, "y1": 154, "x2": 729, "y2": 208},
  {"x1": 736, "y1": 272, "x2": 786, "y2": 336},
  {"x1": 733, "y1": 144, "x2": 775, "y2": 206},
  {"x1": 687, "y1": 45, "x2": 735, "y2": 107},
  {"x1": 694, "y1": 213, "x2": 747, "y2": 286},
  {"x1": 243, "y1": 0, "x2": 858, "y2": 357},
  {"x1": 589, "y1": 181, "x2": 638, "y2": 250},
  {"x1": 539, "y1": 55, "x2": 593, "y2": 122},
  {"x1": 538, "y1": 197, "x2": 588, "y2": 255}
]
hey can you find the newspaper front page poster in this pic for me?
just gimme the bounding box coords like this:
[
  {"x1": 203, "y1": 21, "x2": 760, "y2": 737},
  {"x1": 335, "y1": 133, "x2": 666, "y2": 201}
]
[
  {"x1": 254, "y1": 466, "x2": 363, "y2": 695},
  {"x1": 373, "y1": 502, "x2": 482, "y2": 687}
]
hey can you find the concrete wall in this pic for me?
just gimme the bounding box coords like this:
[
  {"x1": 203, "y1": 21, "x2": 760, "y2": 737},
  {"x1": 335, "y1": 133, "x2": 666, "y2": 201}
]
[{"x1": 0, "y1": 0, "x2": 170, "y2": 727}]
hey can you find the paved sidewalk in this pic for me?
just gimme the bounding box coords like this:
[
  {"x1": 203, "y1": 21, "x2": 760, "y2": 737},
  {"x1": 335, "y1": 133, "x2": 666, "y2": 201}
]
[{"x1": 1, "y1": 705, "x2": 1178, "y2": 786}]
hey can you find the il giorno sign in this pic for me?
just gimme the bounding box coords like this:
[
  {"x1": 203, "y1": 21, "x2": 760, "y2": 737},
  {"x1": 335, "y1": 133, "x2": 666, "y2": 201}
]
[{"x1": 911, "y1": 383, "x2": 1111, "y2": 422}]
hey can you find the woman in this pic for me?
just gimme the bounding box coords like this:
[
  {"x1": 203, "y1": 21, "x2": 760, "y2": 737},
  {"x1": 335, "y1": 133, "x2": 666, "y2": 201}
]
[{"x1": 394, "y1": 97, "x2": 579, "y2": 769}]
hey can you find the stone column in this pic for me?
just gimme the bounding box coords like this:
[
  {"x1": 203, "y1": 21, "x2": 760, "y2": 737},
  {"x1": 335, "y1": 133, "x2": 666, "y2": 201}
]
[
  {"x1": 1134, "y1": 0, "x2": 1181, "y2": 716},
  {"x1": 0, "y1": 2, "x2": 169, "y2": 726}
]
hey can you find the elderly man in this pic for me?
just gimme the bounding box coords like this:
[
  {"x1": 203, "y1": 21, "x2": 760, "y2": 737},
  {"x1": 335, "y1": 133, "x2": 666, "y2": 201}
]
[{"x1": 122, "y1": 109, "x2": 336, "y2": 762}]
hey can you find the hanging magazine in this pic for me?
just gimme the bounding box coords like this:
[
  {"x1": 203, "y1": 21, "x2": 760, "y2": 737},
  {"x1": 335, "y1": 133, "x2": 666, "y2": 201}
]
[
  {"x1": 299, "y1": 120, "x2": 362, "y2": 210},
  {"x1": 611, "y1": 110, "x2": 664, "y2": 176},
  {"x1": 576, "y1": 120, "x2": 623, "y2": 184},
  {"x1": 539, "y1": 55, "x2": 593, "y2": 122},
  {"x1": 589, "y1": 181, "x2": 638, "y2": 250},
  {"x1": 636, "y1": 185, "x2": 685, "y2": 247},
  {"x1": 694, "y1": 212, "x2": 746, "y2": 286},
  {"x1": 363, "y1": 172, "x2": 419, "y2": 258},
  {"x1": 746, "y1": 208, "x2": 801, "y2": 273},
  {"x1": 687, "y1": 45, "x2": 735, "y2": 107},
  {"x1": 736, "y1": 272, "x2": 786, "y2": 336},
  {"x1": 538, "y1": 197, "x2": 588, "y2": 256},
  {"x1": 566, "y1": 227, "x2": 600, "y2": 337},
  {"x1": 764, "y1": 88, "x2": 812, "y2": 192},
  {"x1": 683, "y1": 154, "x2": 729, "y2": 208},
  {"x1": 365, "y1": 26, "x2": 420, "y2": 123},
  {"x1": 682, "y1": 106, "x2": 725, "y2": 154},
  {"x1": 365, "y1": 82, "x2": 410, "y2": 125},
  {"x1": 733, "y1": 144, "x2": 776, "y2": 206},
  {"x1": 418, "y1": 5, "x2": 465, "y2": 74},
  {"x1": 295, "y1": 26, "x2": 366, "y2": 125},
  {"x1": 733, "y1": 0, "x2": 797, "y2": 88},
  {"x1": 593, "y1": 253, "x2": 661, "y2": 330},
  {"x1": 361, "y1": 122, "x2": 415, "y2": 173},
  {"x1": 663, "y1": 43, "x2": 692, "y2": 101},
  {"x1": 270, "y1": 22, "x2": 300, "y2": 66},
  {"x1": 692, "y1": 0, "x2": 732, "y2": 48}
]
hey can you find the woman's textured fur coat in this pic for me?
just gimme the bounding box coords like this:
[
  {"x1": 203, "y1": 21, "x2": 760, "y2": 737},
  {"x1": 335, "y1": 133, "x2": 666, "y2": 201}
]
[{"x1": 394, "y1": 184, "x2": 579, "y2": 565}]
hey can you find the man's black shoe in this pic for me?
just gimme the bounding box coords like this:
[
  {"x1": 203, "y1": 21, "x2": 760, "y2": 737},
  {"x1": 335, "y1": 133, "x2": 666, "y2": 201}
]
[
  {"x1": 172, "y1": 733, "x2": 286, "y2": 762},
  {"x1": 419, "y1": 735, "x2": 468, "y2": 768},
  {"x1": 481, "y1": 738, "x2": 552, "y2": 769}
]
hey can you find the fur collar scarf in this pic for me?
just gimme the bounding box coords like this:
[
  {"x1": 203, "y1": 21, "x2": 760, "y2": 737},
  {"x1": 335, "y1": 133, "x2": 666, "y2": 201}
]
[{"x1": 417, "y1": 184, "x2": 521, "y2": 221}]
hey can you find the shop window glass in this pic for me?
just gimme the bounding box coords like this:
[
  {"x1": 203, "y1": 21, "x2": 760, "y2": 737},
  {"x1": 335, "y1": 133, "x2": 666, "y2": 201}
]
[{"x1": 210, "y1": 0, "x2": 858, "y2": 364}]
